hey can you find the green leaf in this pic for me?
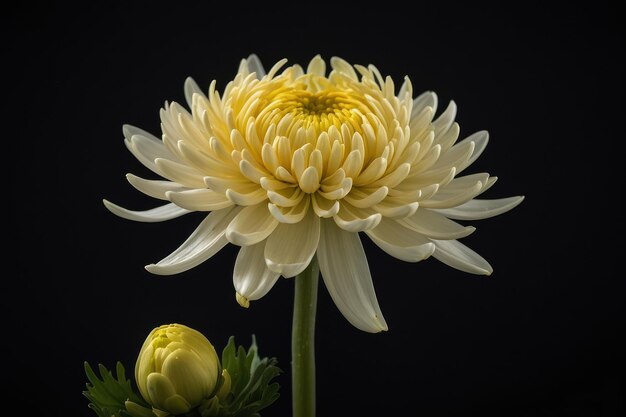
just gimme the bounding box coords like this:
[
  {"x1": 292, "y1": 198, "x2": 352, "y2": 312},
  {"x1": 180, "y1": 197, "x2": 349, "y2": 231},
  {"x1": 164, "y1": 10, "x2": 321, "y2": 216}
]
[
  {"x1": 202, "y1": 336, "x2": 281, "y2": 417},
  {"x1": 83, "y1": 362, "x2": 153, "y2": 417}
]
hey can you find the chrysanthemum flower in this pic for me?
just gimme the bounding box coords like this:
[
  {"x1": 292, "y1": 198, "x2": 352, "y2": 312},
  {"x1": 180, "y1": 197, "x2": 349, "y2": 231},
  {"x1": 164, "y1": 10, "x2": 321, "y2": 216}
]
[{"x1": 104, "y1": 55, "x2": 523, "y2": 333}]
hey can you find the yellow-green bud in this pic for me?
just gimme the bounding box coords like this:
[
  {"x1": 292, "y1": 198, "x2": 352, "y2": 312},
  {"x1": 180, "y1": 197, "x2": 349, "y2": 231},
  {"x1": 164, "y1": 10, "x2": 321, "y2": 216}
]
[
  {"x1": 135, "y1": 324, "x2": 220, "y2": 415},
  {"x1": 125, "y1": 400, "x2": 157, "y2": 417},
  {"x1": 216, "y1": 369, "x2": 232, "y2": 401}
]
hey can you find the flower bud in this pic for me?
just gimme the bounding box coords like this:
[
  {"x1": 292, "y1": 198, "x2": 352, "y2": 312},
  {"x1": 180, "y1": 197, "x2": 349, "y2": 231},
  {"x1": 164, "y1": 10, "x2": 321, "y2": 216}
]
[
  {"x1": 125, "y1": 400, "x2": 157, "y2": 417},
  {"x1": 216, "y1": 369, "x2": 231, "y2": 400},
  {"x1": 136, "y1": 324, "x2": 220, "y2": 414}
]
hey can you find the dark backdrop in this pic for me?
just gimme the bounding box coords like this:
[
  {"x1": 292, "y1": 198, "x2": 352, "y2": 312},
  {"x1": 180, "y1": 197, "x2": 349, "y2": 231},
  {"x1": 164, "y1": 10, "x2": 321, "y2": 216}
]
[{"x1": 6, "y1": 2, "x2": 624, "y2": 416}]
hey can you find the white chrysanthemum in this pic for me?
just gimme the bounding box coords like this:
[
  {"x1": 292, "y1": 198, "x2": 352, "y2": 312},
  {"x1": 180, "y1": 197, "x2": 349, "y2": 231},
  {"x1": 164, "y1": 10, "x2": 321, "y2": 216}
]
[{"x1": 104, "y1": 55, "x2": 523, "y2": 333}]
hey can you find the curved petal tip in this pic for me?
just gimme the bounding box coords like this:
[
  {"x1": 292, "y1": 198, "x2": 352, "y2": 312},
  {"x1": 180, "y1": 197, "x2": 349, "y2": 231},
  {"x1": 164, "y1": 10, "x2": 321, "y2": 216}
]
[{"x1": 236, "y1": 292, "x2": 250, "y2": 308}]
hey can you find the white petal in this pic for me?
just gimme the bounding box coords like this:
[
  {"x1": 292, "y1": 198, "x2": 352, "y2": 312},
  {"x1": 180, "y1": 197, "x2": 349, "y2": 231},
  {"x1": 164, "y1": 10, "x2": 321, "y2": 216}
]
[
  {"x1": 264, "y1": 210, "x2": 320, "y2": 277},
  {"x1": 372, "y1": 198, "x2": 419, "y2": 218},
  {"x1": 441, "y1": 173, "x2": 490, "y2": 189},
  {"x1": 311, "y1": 194, "x2": 340, "y2": 217},
  {"x1": 367, "y1": 234, "x2": 435, "y2": 263},
  {"x1": 122, "y1": 124, "x2": 160, "y2": 142},
  {"x1": 155, "y1": 158, "x2": 206, "y2": 188},
  {"x1": 369, "y1": 163, "x2": 411, "y2": 188},
  {"x1": 184, "y1": 77, "x2": 204, "y2": 109},
  {"x1": 233, "y1": 240, "x2": 280, "y2": 305},
  {"x1": 412, "y1": 91, "x2": 438, "y2": 117},
  {"x1": 225, "y1": 188, "x2": 268, "y2": 206},
  {"x1": 226, "y1": 204, "x2": 278, "y2": 246},
  {"x1": 457, "y1": 130, "x2": 489, "y2": 173},
  {"x1": 330, "y1": 56, "x2": 359, "y2": 80},
  {"x1": 416, "y1": 183, "x2": 439, "y2": 201},
  {"x1": 420, "y1": 181, "x2": 483, "y2": 209},
  {"x1": 103, "y1": 200, "x2": 190, "y2": 222},
  {"x1": 435, "y1": 122, "x2": 460, "y2": 152},
  {"x1": 240, "y1": 159, "x2": 270, "y2": 183},
  {"x1": 481, "y1": 176, "x2": 498, "y2": 193},
  {"x1": 299, "y1": 166, "x2": 321, "y2": 194},
  {"x1": 127, "y1": 131, "x2": 170, "y2": 159},
  {"x1": 166, "y1": 189, "x2": 233, "y2": 211},
  {"x1": 261, "y1": 176, "x2": 293, "y2": 191},
  {"x1": 126, "y1": 174, "x2": 188, "y2": 200},
  {"x1": 205, "y1": 176, "x2": 255, "y2": 194},
  {"x1": 333, "y1": 203, "x2": 381, "y2": 232},
  {"x1": 317, "y1": 219, "x2": 388, "y2": 333},
  {"x1": 432, "y1": 239, "x2": 493, "y2": 275},
  {"x1": 426, "y1": 140, "x2": 473, "y2": 174},
  {"x1": 434, "y1": 196, "x2": 524, "y2": 220},
  {"x1": 400, "y1": 208, "x2": 475, "y2": 240},
  {"x1": 365, "y1": 218, "x2": 435, "y2": 262},
  {"x1": 306, "y1": 55, "x2": 326, "y2": 76},
  {"x1": 343, "y1": 186, "x2": 389, "y2": 208},
  {"x1": 178, "y1": 140, "x2": 238, "y2": 177},
  {"x1": 318, "y1": 177, "x2": 352, "y2": 200},
  {"x1": 399, "y1": 166, "x2": 455, "y2": 191},
  {"x1": 268, "y1": 187, "x2": 304, "y2": 207},
  {"x1": 409, "y1": 108, "x2": 434, "y2": 141},
  {"x1": 354, "y1": 156, "x2": 387, "y2": 185},
  {"x1": 397, "y1": 76, "x2": 412, "y2": 100},
  {"x1": 266, "y1": 58, "x2": 288, "y2": 79},
  {"x1": 268, "y1": 197, "x2": 310, "y2": 223},
  {"x1": 145, "y1": 207, "x2": 240, "y2": 275},
  {"x1": 125, "y1": 133, "x2": 173, "y2": 174},
  {"x1": 432, "y1": 100, "x2": 457, "y2": 137},
  {"x1": 247, "y1": 54, "x2": 266, "y2": 77}
]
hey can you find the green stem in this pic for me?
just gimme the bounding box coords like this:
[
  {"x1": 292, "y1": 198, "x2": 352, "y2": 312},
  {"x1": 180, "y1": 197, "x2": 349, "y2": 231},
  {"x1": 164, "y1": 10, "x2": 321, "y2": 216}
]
[{"x1": 292, "y1": 256, "x2": 319, "y2": 417}]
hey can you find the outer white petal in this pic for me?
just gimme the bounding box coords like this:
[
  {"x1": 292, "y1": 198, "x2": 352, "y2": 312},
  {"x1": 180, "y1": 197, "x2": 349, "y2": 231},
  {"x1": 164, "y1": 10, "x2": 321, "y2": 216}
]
[
  {"x1": 103, "y1": 200, "x2": 190, "y2": 222},
  {"x1": 420, "y1": 181, "x2": 483, "y2": 209},
  {"x1": 366, "y1": 234, "x2": 435, "y2": 263},
  {"x1": 333, "y1": 203, "x2": 381, "y2": 232},
  {"x1": 307, "y1": 55, "x2": 326, "y2": 76},
  {"x1": 434, "y1": 196, "x2": 525, "y2": 220},
  {"x1": 246, "y1": 54, "x2": 266, "y2": 77},
  {"x1": 432, "y1": 239, "x2": 493, "y2": 275},
  {"x1": 225, "y1": 188, "x2": 268, "y2": 206},
  {"x1": 397, "y1": 76, "x2": 412, "y2": 100},
  {"x1": 122, "y1": 124, "x2": 160, "y2": 142},
  {"x1": 317, "y1": 219, "x2": 388, "y2": 333},
  {"x1": 126, "y1": 174, "x2": 188, "y2": 200},
  {"x1": 155, "y1": 158, "x2": 207, "y2": 188},
  {"x1": 311, "y1": 194, "x2": 340, "y2": 217},
  {"x1": 330, "y1": 56, "x2": 359, "y2": 80},
  {"x1": 365, "y1": 218, "x2": 435, "y2": 262},
  {"x1": 264, "y1": 209, "x2": 320, "y2": 277},
  {"x1": 233, "y1": 240, "x2": 280, "y2": 306},
  {"x1": 145, "y1": 207, "x2": 240, "y2": 275},
  {"x1": 124, "y1": 133, "x2": 171, "y2": 174},
  {"x1": 226, "y1": 204, "x2": 279, "y2": 246},
  {"x1": 432, "y1": 100, "x2": 457, "y2": 136},
  {"x1": 166, "y1": 189, "x2": 233, "y2": 211},
  {"x1": 412, "y1": 91, "x2": 438, "y2": 117},
  {"x1": 184, "y1": 77, "x2": 204, "y2": 109},
  {"x1": 480, "y1": 176, "x2": 498, "y2": 194},
  {"x1": 400, "y1": 208, "x2": 475, "y2": 240},
  {"x1": 425, "y1": 140, "x2": 472, "y2": 174},
  {"x1": 456, "y1": 130, "x2": 489, "y2": 173}
]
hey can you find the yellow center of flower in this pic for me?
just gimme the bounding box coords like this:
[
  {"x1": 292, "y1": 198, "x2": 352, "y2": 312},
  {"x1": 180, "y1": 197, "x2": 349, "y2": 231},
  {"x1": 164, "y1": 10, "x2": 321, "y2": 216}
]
[{"x1": 256, "y1": 81, "x2": 365, "y2": 136}]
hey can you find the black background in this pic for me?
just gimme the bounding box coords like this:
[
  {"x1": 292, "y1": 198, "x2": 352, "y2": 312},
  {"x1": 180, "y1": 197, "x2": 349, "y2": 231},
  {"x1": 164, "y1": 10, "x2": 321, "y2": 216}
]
[{"x1": 6, "y1": 2, "x2": 625, "y2": 416}]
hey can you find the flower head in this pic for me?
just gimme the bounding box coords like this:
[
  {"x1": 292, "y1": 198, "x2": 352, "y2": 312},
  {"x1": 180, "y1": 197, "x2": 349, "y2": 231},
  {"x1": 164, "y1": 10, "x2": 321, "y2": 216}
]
[
  {"x1": 105, "y1": 55, "x2": 523, "y2": 333},
  {"x1": 135, "y1": 324, "x2": 220, "y2": 414}
]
